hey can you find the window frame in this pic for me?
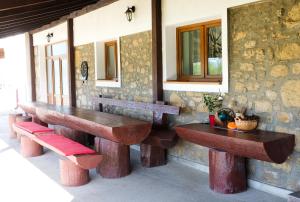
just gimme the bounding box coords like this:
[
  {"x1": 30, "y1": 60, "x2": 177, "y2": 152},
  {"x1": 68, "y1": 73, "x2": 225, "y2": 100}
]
[
  {"x1": 176, "y1": 19, "x2": 222, "y2": 83},
  {"x1": 104, "y1": 40, "x2": 118, "y2": 81}
]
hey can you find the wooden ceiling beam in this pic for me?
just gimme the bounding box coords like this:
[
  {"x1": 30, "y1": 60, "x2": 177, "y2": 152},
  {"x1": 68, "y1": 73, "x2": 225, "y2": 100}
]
[
  {"x1": 0, "y1": 4, "x2": 91, "y2": 27},
  {"x1": 0, "y1": 0, "x2": 55, "y2": 12},
  {"x1": 0, "y1": 0, "x2": 98, "y2": 19}
]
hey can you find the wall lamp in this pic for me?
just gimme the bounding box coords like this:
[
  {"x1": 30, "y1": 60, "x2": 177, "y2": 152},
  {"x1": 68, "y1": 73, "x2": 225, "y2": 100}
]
[
  {"x1": 125, "y1": 6, "x2": 135, "y2": 22},
  {"x1": 46, "y1": 33, "x2": 53, "y2": 43}
]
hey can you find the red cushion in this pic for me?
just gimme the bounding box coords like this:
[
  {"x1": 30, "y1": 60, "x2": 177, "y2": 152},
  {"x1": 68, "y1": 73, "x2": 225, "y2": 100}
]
[
  {"x1": 15, "y1": 122, "x2": 54, "y2": 134},
  {"x1": 36, "y1": 134, "x2": 96, "y2": 156}
]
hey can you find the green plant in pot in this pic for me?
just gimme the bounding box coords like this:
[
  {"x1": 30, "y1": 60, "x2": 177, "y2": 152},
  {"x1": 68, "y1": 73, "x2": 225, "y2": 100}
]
[{"x1": 203, "y1": 94, "x2": 223, "y2": 127}]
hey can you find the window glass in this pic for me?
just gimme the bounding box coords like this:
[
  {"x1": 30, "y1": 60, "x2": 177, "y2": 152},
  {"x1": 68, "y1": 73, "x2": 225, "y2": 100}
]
[
  {"x1": 208, "y1": 26, "x2": 222, "y2": 76},
  {"x1": 107, "y1": 45, "x2": 117, "y2": 78},
  {"x1": 54, "y1": 60, "x2": 60, "y2": 94},
  {"x1": 61, "y1": 59, "x2": 69, "y2": 95},
  {"x1": 52, "y1": 42, "x2": 67, "y2": 56},
  {"x1": 46, "y1": 45, "x2": 52, "y2": 57},
  {"x1": 47, "y1": 59, "x2": 52, "y2": 93},
  {"x1": 105, "y1": 41, "x2": 118, "y2": 80},
  {"x1": 181, "y1": 29, "x2": 201, "y2": 76}
]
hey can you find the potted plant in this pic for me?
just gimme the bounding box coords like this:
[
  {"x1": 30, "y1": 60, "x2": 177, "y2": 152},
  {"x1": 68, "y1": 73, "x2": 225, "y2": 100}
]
[{"x1": 203, "y1": 94, "x2": 223, "y2": 127}]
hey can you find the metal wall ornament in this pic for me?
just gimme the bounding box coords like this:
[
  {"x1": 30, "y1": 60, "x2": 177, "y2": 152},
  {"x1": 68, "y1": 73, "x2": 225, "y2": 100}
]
[{"x1": 81, "y1": 61, "x2": 89, "y2": 81}]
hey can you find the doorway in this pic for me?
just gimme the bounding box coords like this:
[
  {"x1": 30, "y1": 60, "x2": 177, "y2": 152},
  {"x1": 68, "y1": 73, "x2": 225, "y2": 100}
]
[{"x1": 45, "y1": 41, "x2": 69, "y2": 106}]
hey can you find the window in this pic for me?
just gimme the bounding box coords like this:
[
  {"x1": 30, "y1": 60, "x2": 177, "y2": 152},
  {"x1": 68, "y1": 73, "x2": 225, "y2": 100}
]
[
  {"x1": 176, "y1": 20, "x2": 222, "y2": 82},
  {"x1": 105, "y1": 41, "x2": 118, "y2": 81}
]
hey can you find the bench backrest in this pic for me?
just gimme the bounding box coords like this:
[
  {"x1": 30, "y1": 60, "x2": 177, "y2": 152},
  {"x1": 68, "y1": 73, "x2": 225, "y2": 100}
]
[{"x1": 93, "y1": 96, "x2": 180, "y2": 128}]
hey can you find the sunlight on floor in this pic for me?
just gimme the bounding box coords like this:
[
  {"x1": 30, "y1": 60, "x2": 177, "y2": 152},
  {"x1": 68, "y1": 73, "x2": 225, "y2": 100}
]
[{"x1": 0, "y1": 139, "x2": 74, "y2": 202}]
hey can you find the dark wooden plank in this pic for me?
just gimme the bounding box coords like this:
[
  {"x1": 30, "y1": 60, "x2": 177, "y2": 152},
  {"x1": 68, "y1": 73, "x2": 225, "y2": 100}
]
[
  {"x1": 0, "y1": 5, "x2": 90, "y2": 28},
  {"x1": 0, "y1": 0, "x2": 96, "y2": 19},
  {"x1": 28, "y1": 34, "x2": 36, "y2": 101},
  {"x1": 0, "y1": 0, "x2": 54, "y2": 11},
  {"x1": 175, "y1": 123, "x2": 295, "y2": 164},
  {"x1": 151, "y1": 0, "x2": 163, "y2": 102},
  {"x1": 94, "y1": 97, "x2": 180, "y2": 115},
  {"x1": 67, "y1": 19, "x2": 76, "y2": 107},
  {"x1": 19, "y1": 102, "x2": 152, "y2": 145}
]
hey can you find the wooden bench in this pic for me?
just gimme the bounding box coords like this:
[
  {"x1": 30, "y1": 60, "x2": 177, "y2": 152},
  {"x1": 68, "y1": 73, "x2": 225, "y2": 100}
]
[
  {"x1": 175, "y1": 123, "x2": 295, "y2": 194},
  {"x1": 93, "y1": 96, "x2": 180, "y2": 167},
  {"x1": 13, "y1": 122, "x2": 103, "y2": 186},
  {"x1": 19, "y1": 102, "x2": 151, "y2": 179}
]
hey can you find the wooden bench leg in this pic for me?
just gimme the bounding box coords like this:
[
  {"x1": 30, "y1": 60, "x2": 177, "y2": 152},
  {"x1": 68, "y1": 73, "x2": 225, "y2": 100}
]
[
  {"x1": 140, "y1": 144, "x2": 166, "y2": 167},
  {"x1": 209, "y1": 148, "x2": 247, "y2": 194},
  {"x1": 16, "y1": 115, "x2": 32, "y2": 141},
  {"x1": 8, "y1": 112, "x2": 22, "y2": 139},
  {"x1": 60, "y1": 159, "x2": 89, "y2": 186},
  {"x1": 95, "y1": 137, "x2": 130, "y2": 178},
  {"x1": 20, "y1": 136, "x2": 43, "y2": 157},
  {"x1": 31, "y1": 114, "x2": 48, "y2": 127},
  {"x1": 51, "y1": 125, "x2": 89, "y2": 146}
]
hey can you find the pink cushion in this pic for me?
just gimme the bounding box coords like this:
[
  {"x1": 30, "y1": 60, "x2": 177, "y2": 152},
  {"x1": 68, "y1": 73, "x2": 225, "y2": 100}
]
[
  {"x1": 36, "y1": 134, "x2": 96, "y2": 156},
  {"x1": 15, "y1": 122, "x2": 54, "y2": 134}
]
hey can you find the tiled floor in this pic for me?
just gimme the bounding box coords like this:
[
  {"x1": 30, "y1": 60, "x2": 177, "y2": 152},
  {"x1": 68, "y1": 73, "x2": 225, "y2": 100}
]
[{"x1": 0, "y1": 114, "x2": 285, "y2": 202}]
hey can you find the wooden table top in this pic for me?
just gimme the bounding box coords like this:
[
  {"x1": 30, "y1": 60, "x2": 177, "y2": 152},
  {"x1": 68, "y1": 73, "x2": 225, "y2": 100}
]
[
  {"x1": 19, "y1": 102, "x2": 152, "y2": 145},
  {"x1": 175, "y1": 123, "x2": 295, "y2": 164}
]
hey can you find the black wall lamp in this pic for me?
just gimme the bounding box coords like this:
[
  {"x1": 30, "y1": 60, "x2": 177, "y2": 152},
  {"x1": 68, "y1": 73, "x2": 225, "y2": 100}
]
[
  {"x1": 125, "y1": 6, "x2": 135, "y2": 22},
  {"x1": 46, "y1": 33, "x2": 53, "y2": 43}
]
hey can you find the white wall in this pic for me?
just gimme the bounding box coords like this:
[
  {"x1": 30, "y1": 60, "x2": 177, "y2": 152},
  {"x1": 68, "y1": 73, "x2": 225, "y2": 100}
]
[
  {"x1": 74, "y1": 0, "x2": 152, "y2": 87},
  {"x1": 0, "y1": 34, "x2": 28, "y2": 112},
  {"x1": 33, "y1": 22, "x2": 68, "y2": 46},
  {"x1": 74, "y1": 0, "x2": 152, "y2": 46},
  {"x1": 162, "y1": 0, "x2": 259, "y2": 93}
]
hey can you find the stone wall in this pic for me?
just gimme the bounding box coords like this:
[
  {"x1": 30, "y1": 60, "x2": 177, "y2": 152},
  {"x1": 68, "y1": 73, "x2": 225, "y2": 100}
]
[
  {"x1": 165, "y1": 0, "x2": 300, "y2": 190},
  {"x1": 74, "y1": 1, "x2": 300, "y2": 191},
  {"x1": 75, "y1": 31, "x2": 153, "y2": 121}
]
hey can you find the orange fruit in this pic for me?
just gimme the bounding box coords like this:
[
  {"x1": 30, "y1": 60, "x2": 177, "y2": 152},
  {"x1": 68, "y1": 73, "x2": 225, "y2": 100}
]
[{"x1": 227, "y1": 122, "x2": 237, "y2": 129}]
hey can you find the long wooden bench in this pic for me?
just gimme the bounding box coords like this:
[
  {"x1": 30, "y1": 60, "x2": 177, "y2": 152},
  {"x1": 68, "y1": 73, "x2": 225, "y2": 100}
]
[
  {"x1": 175, "y1": 123, "x2": 295, "y2": 194},
  {"x1": 93, "y1": 96, "x2": 180, "y2": 167},
  {"x1": 19, "y1": 102, "x2": 151, "y2": 178},
  {"x1": 13, "y1": 122, "x2": 103, "y2": 186}
]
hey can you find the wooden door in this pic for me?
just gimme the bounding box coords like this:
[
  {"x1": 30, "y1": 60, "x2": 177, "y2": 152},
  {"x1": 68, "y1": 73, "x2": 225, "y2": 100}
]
[{"x1": 46, "y1": 42, "x2": 69, "y2": 106}]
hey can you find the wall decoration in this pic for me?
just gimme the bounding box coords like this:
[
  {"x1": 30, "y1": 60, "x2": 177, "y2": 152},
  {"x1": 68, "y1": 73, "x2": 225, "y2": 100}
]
[{"x1": 81, "y1": 61, "x2": 89, "y2": 81}]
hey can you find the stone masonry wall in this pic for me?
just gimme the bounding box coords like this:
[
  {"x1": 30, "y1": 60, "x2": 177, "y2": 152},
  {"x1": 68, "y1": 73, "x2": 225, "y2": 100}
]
[
  {"x1": 74, "y1": 1, "x2": 300, "y2": 191},
  {"x1": 75, "y1": 31, "x2": 153, "y2": 121},
  {"x1": 165, "y1": 0, "x2": 300, "y2": 190}
]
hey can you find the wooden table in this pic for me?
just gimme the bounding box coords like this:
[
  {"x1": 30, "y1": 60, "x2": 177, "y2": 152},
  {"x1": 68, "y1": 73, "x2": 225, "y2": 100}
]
[
  {"x1": 175, "y1": 123, "x2": 295, "y2": 194},
  {"x1": 19, "y1": 102, "x2": 152, "y2": 178}
]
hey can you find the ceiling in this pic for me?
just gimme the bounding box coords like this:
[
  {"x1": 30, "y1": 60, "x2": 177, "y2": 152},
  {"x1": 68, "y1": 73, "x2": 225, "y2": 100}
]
[{"x1": 0, "y1": 0, "x2": 104, "y2": 39}]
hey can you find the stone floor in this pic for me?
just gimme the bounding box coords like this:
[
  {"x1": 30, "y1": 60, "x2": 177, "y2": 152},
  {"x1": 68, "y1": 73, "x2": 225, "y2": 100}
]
[{"x1": 0, "y1": 114, "x2": 285, "y2": 202}]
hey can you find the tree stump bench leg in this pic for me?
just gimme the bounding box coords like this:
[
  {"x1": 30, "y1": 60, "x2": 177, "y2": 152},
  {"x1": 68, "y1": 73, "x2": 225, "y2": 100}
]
[
  {"x1": 31, "y1": 114, "x2": 48, "y2": 127},
  {"x1": 95, "y1": 137, "x2": 130, "y2": 178},
  {"x1": 51, "y1": 125, "x2": 89, "y2": 146},
  {"x1": 20, "y1": 136, "x2": 43, "y2": 157},
  {"x1": 8, "y1": 112, "x2": 22, "y2": 139},
  {"x1": 60, "y1": 159, "x2": 89, "y2": 186},
  {"x1": 16, "y1": 115, "x2": 32, "y2": 141},
  {"x1": 140, "y1": 144, "x2": 166, "y2": 167},
  {"x1": 209, "y1": 148, "x2": 247, "y2": 194}
]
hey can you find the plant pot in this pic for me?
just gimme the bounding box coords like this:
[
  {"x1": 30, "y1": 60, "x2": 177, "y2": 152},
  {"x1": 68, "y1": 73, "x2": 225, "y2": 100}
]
[{"x1": 209, "y1": 115, "x2": 215, "y2": 128}]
